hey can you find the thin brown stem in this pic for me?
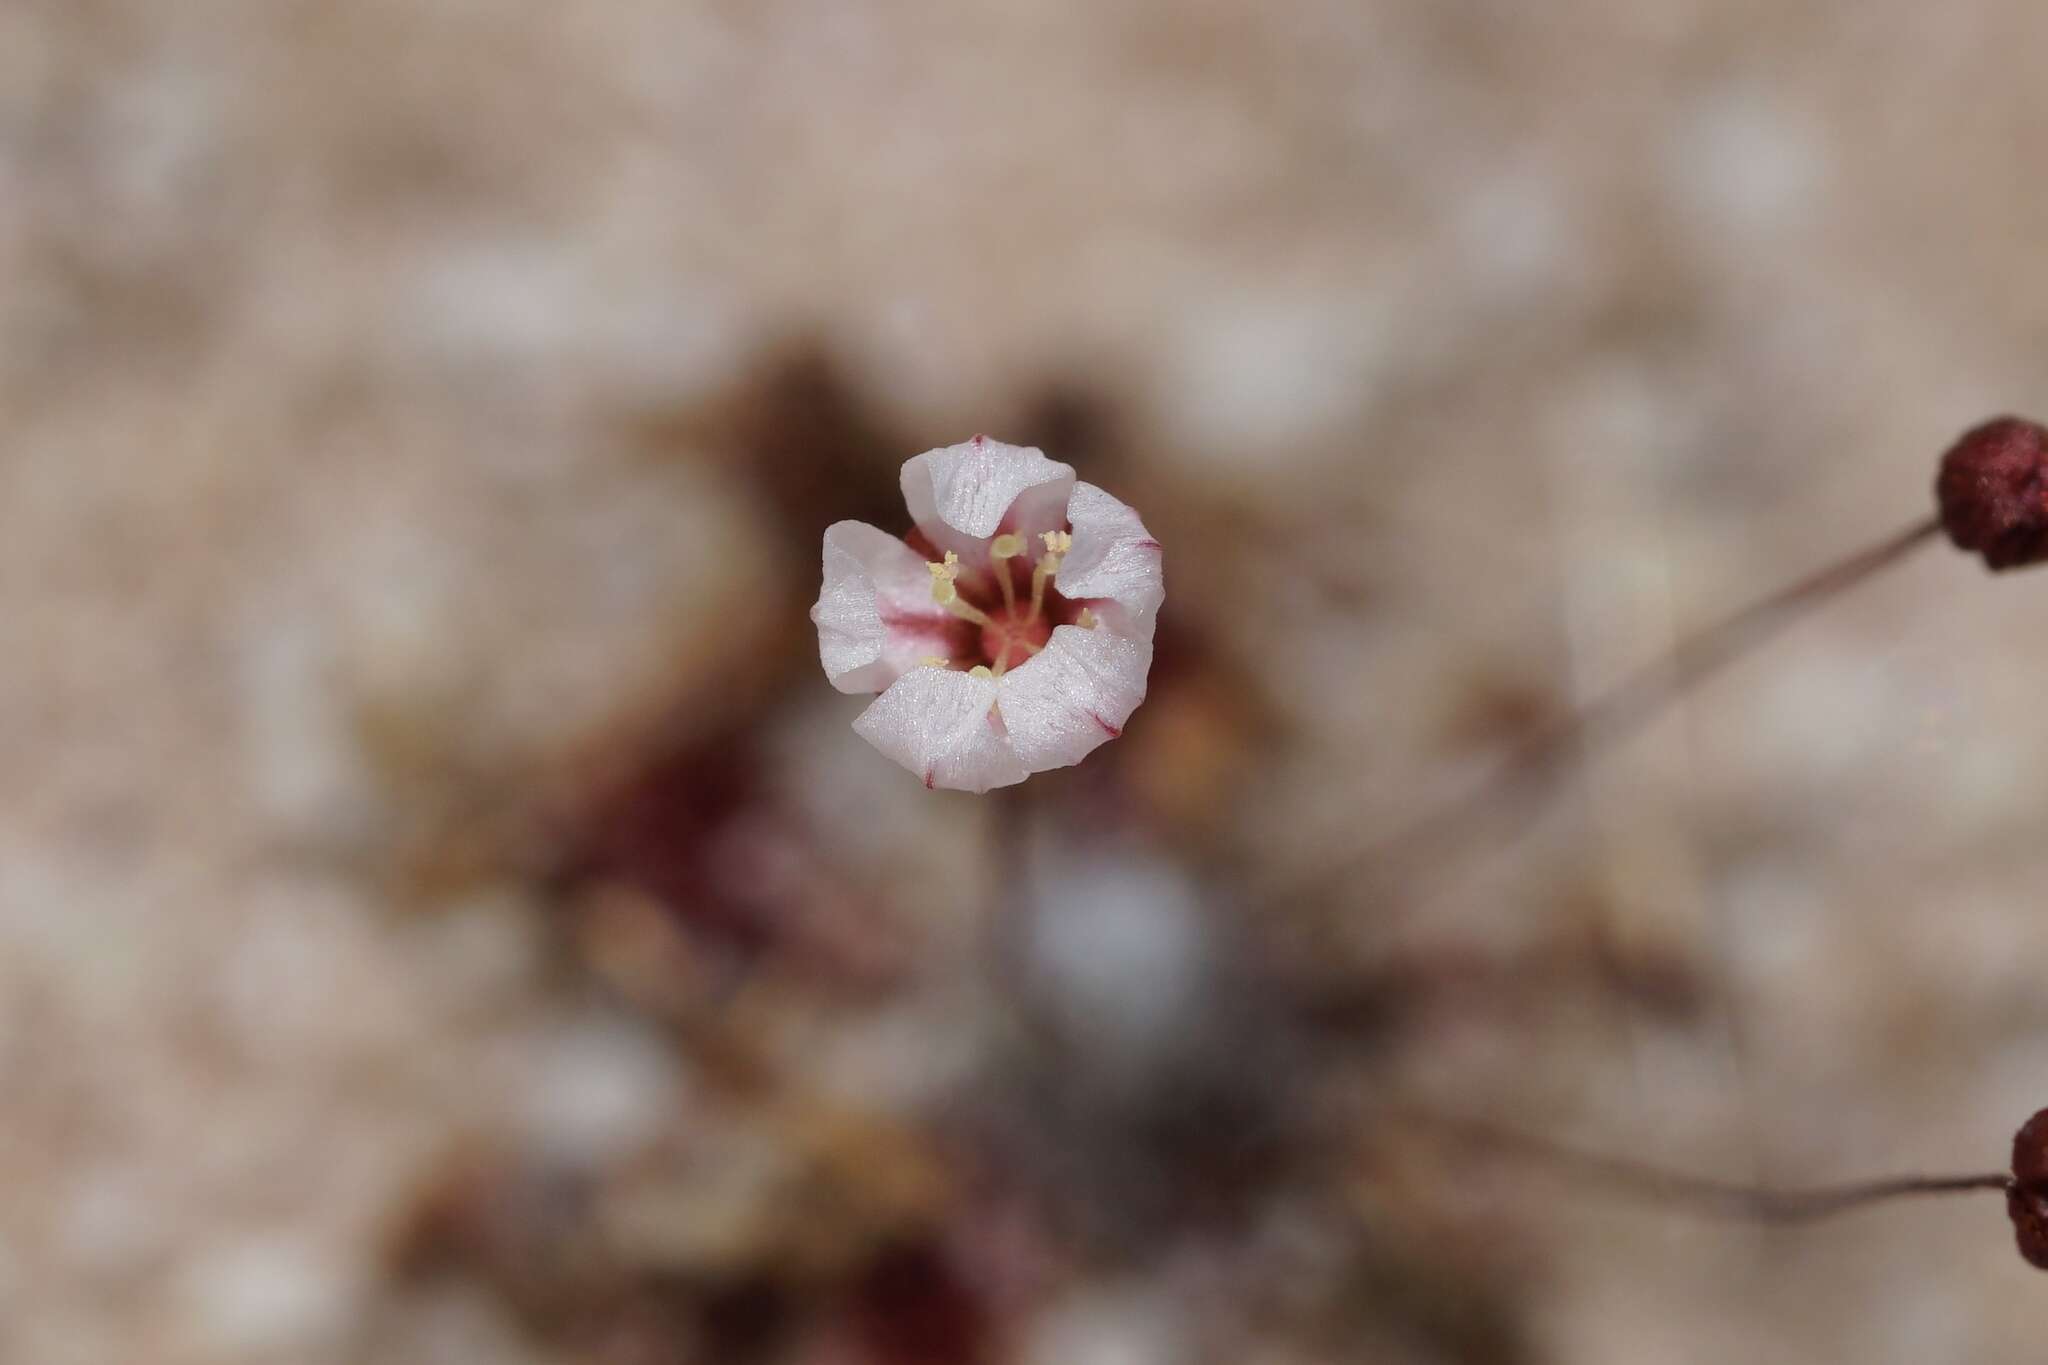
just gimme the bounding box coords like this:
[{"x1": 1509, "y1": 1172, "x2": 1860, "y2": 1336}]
[
  {"x1": 1288, "y1": 514, "x2": 1943, "y2": 910},
  {"x1": 1388, "y1": 1108, "x2": 2008, "y2": 1224}
]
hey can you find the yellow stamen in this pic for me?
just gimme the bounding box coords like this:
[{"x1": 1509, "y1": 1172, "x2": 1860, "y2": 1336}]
[
  {"x1": 989, "y1": 534, "x2": 1024, "y2": 612},
  {"x1": 1029, "y1": 538, "x2": 1067, "y2": 622},
  {"x1": 1075, "y1": 607, "x2": 1098, "y2": 630},
  {"x1": 929, "y1": 551, "x2": 992, "y2": 626},
  {"x1": 968, "y1": 664, "x2": 994, "y2": 679},
  {"x1": 919, "y1": 655, "x2": 951, "y2": 668},
  {"x1": 943, "y1": 594, "x2": 992, "y2": 627}
]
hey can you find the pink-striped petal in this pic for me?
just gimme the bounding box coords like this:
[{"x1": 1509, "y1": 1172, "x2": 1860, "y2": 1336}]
[
  {"x1": 899, "y1": 438, "x2": 1075, "y2": 576},
  {"x1": 995, "y1": 624, "x2": 1153, "y2": 772},
  {"x1": 852, "y1": 666, "x2": 1030, "y2": 793},
  {"x1": 811, "y1": 520, "x2": 963, "y2": 694},
  {"x1": 1053, "y1": 481, "x2": 1164, "y2": 642}
]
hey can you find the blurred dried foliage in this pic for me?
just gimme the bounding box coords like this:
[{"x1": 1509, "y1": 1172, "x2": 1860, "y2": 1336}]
[{"x1": 10, "y1": 2, "x2": 2048, "y2": 1363}]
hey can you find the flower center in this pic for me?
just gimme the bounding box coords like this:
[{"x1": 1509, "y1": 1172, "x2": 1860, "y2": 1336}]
[
  {"x1": 924, "y1": 530, "x2": 1090, "y2": 676},
  {"x1": 981, "y1": 601, "x2": 1052, "y2": 673}
]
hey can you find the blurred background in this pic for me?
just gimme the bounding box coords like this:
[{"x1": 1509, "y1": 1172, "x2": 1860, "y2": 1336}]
[{"x1": 8, "y1": 1, "x2": 2048, "y2": 1360}]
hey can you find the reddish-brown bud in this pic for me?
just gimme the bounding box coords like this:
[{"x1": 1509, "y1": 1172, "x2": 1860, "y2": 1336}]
[
  {"x1": 1936, "y1": 416, "x2": 2048, "y2": 570},
  {"x1": 2008, "y1": 1107, "x2": 2048, "y2": 1269}
]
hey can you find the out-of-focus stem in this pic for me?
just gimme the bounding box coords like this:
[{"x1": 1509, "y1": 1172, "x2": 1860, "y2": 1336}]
[
  {"x1": 1290, "y1": 514, "x2": 1943, "y2": 911},
  {"x1": 1385, "y1": 1108, "x2": 2009, "y2": 1224},
  {"x1": 982, "y1": 783, "x2": 1060, "y2": 1042}
]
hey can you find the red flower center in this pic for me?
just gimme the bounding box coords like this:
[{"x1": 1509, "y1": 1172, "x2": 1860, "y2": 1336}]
[{"x1": 918, "y1": 530, "x2": 1088, "y2": 675}]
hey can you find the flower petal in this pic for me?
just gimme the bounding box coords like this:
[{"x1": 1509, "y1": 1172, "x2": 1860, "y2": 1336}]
[
  {"x1": 1053, "y1": 481, "x2": 1164, "y2": 641},
  {"x1": 811, "y1": 520, "x2": 964, "y2": 694},
  {"x1": 995, "y1": 624, "x2": 1152, "y2": 772},
  {"x1": 900, "y1": 437, "x2": 1076, "y2": 570},
  {"x1": 853, "y1": 666, "x2": 1029, "y2": 793}
]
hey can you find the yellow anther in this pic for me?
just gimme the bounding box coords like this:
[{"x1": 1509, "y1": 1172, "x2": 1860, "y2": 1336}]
[
  {"x1": 928, "y1": 550, "x2": 992, "y2": 626},
  {"x1": 928, "y1": 551, "x2": 967, "y2": 606},
  {"x1": 968, "y1": 664, "x2": 994, "y2": 679},
  {"x1": 919, "y1": 655, "x2": 951, "y2": 668},
  {"x1": 991, "y1": 533, "x2": 1026, "y2": 560},
  {"x1": 1028, "y1": 534, "x2": 1069, "y2": 623},
  {"x1": 1075, "y1": 607, "x2": 1098, "y2": 630}
]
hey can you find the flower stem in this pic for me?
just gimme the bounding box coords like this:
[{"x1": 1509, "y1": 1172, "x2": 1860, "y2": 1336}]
[
  {"x1": 1291, "y1": 514, "x2": 1942, "y2": 910},
  {"x1": 982, "y1": 784, "x2": 1056, "y2": 1039},
  {"x1": 1385, "y1": 1108, "x2": 2009, "y2": 1224}
]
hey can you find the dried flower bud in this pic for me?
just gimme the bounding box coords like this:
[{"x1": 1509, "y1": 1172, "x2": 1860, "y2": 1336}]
[
  {"x1": 2008, "y1": 1107, "x2": 2048, "y2": 1269},
  {"x1": 1936, "y1": 416, "x2": 2048, "y2": 570}
]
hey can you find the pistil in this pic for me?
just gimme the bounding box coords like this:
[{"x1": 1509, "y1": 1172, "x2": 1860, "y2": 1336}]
[{"x1": 990, "y1": 534, "x2": 1024, "y2": 614}]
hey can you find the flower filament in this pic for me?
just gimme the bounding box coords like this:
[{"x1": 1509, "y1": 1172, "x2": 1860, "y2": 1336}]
[
  {"x1": 1029, "y1": 530, "x2": 1070, "y2": 623},
  {"x1": 919, "y1": 533, "x2": 1080, "y2": 677}
]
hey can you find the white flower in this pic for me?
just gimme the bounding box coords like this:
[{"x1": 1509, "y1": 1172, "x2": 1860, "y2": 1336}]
[{"x1": 810, "y1": 436, "x2": 1164, "y2": 792}]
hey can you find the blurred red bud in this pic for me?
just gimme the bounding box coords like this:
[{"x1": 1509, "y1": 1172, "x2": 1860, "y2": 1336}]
[
  {"x1": 2008, "y1": 1107, "x2": 2048, "y2": 1269},
  {"x1": 1936, "y1": 416, "x2": 2048, "y2": 571}
]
